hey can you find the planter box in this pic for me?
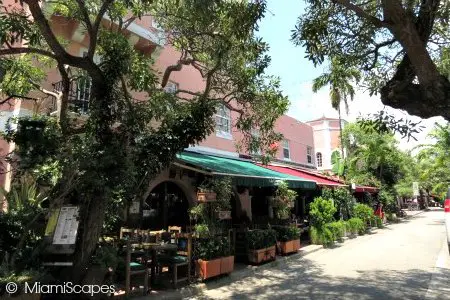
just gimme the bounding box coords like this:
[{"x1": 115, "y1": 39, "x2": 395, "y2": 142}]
[
  {"x1": 220, "y1": 256, "x2": 234, "y2": 274},
  {"x1": 278, "y1": 239, "x2": 300, "y2": 255},
  {"x1": 247, "y1": 246, "x2": 276, "y2": 264},
  {"x1": 196, "y1": 258, "x2": 221, "y2": 280},
  {"x1": 197, "y1": 191, "x2": 217, "y2": 202}
]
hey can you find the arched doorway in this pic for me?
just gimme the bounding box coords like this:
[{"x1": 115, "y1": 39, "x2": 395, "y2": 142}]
[{"x1": 142, "y1": 181, "x2": 190, "y2": 230}]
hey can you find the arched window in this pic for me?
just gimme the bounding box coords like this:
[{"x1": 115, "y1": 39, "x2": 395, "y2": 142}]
[{"x1": 316, "y1": 152, "x2": 323, "y2": 167}]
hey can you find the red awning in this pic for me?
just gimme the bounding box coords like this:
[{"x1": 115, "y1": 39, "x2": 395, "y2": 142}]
[
  {"x1": 354, "y1": 186, "x2": 379, "y2": 193},
  {"x1": 258, "y1": 164, "x2": 346, "y2": 187}
]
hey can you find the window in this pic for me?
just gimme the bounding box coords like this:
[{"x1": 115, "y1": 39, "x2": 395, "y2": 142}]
[
  {"x1": 283, "y1": 139, "x2": 290, "y2": 160},
  {"x1": 316, "y1": 152, "x2": 322, "y2": 167},
  {"x1": 307, "y1": 146, "x2": 313, "y2": 164},
  {"x1": 215, "y1": 104, "x2": 231, "y2": 136},
  {"x1": 164, "y1": 81, "x2": 178, "y2": 94}
]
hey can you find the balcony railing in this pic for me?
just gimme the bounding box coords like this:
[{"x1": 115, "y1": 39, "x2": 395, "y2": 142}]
[{"x1": 53, "y1": 77, "x2": 91, "y2": 114}]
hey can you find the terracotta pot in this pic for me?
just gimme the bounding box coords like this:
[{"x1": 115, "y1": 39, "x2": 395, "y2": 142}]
[
  {"x1": 220, "y1": 256, "x2": 234, "y2": 274},
  {"x1": 247, "y1": 246, "x2": 276, "y2": 264},
  {"x1": 197, "y1": 191, "x2": 217, "y2": 202},
  {"x1": 196, "y1": 258, "x2": 221, "y2": 280}
]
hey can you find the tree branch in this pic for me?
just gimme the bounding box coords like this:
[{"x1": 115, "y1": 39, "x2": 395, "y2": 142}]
[
  {"x1": 0, "y1": 47, "x2": 57, "y2": 59},
  {"x1": 333, "y1": 0, "x2": 387, "y2": 28},
  {"x1": 161, "y1": 58, "x2": 194, "y2": 88},
  {"x1": 90, "y1": 0, "x2": 114, "y2": 58}
]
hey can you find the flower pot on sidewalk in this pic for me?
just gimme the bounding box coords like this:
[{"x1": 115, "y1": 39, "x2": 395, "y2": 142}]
[
  {"x1": 247, "y1": 246, "x2": 276, "y2": 264},
  {"x1": 220, "y1": 256, "x2": 234, "y2": 274},
  {"x1": 197, "y1": 258, "x2": 221, "y2": 280},
  {"x1": 277, "y1": 239, "x2": 300, "y2": 255}
]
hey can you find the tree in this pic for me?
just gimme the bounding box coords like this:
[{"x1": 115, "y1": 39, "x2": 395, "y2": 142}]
[
  {"x1": 0, "y1": 0, "x2": 289, "y2": 282},
  {"x1": 293, "y1": 0, "x2": 450, "y2": 121},
  {"x1": 415, "y1": 123, "x2": 450, "y2": 198},
  {"x1": 341, "y1": 122, "x2": 407, "y2": 187},
  {"x1": 312, "y1": 57, "x2": 361, "y2": 157}
]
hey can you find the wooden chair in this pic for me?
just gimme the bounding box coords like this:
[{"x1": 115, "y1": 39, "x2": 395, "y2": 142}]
[
  {"x1": 158, "y1": 233, "x2": 192, "y2": 288},
  {"x1": 124, "y1": 240, "x2": 149, "y2": 296},
  {"x1": 120, "y1": 227, "x2": 133, "y2": 240},
  {"x1": 168, "y1": 226, "x2": 182, "y2": 234}
]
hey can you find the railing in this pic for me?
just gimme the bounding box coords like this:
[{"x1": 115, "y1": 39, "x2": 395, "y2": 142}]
[{"x1": 53, "y1": 77, "x2": 91, "y2": 114}]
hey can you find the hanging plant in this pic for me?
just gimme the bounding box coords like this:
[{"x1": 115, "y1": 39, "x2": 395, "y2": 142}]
[{"x1": 271, "y1": 181, "x2": 297, "y2": 219}]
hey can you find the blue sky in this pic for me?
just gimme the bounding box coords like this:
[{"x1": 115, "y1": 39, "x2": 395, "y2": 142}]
[{"x1": 257, "y1": 0, "x2": 446, "y2": 149}]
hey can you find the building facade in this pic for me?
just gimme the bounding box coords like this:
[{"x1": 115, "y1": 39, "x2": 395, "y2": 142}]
[
  {"x1": 306, "y1": 116, "x2": 347, "y2": 171},
  {"x1": 0, "y1": 5, "x2": 317, "y2": 217}
]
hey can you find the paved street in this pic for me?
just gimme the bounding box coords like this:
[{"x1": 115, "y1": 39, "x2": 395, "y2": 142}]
[{"x1": 189, "y1": 209, "x2": 450, "y2": 300}]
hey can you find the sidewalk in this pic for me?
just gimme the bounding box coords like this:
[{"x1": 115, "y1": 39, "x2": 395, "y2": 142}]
[
  {"x1": 134, "y1": 212, "x2": 427, "y2": 300},
  {"x1": 133, "y1": 244, "x2": 323, "y2": 300}
]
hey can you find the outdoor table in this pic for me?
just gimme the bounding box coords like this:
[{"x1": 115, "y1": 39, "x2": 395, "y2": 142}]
[{"x1": 139, "y1": 243, "x2": 178, "y2": 286}]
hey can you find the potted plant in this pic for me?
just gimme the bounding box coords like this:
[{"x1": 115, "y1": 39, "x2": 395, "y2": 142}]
[
  {"x1": 195, "y1": 237, "x2": 223, "y2": 280},
  {"x1": 219, "y1": 237, "x2": 234, "y2": 275},
  {"x1": 246, "y1": 229, "x2": 277, "y2": 264},
  {"x1": 274, "y1": 226, "x2": 301, "y2": 255},
  {"x1": 197, "y1": 187, "x2": 217, "y2": 202},
  {"x1": 271, "y1": 181, "x2": 297, "y2": 220}
]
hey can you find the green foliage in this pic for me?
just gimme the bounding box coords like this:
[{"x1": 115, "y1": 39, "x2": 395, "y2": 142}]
[
  {"x1": 325, "y1": 221, "x2": 346, "y2": 242},
  {"x1": 331, "y1": 150, "x2": 346, "y2": 177},
  {"x1": 347, "y1": 217, "x2": 366, "y2": 235},
  {"x1": 342, "y1": 122, "x2": 405, "y2": 188},
  {"x1": 309, "y1": 197, "x2": 336, "y2": 227},
  {"x1": 310, "y1": 225, "x2": 334, "y2": 247},
  {"x1": 271, "y1": 181, "x2": 297, "y2": 219},
  {"x1": 374, "y1": 216, "x2": 383, "y2": 228},
  {"x1": 322, "y1": 187, "x2": 356, "y2": 220},
  {"x1": 273, "y1": 226, "x2": 300, "y2": 242},
  {"x1": 292, "y1": 0, "x2": 450, "y2": 120},
  {"x1": 246, "y1": 229, "x2": 277, "y2": 250},
  {"x1": 0, "y1": 178, "x2": 46, "y2": 272},
  {"x1": 91, "y1": 244, "x2": 119, "y2": 271},
  {"x1": 378, "y1": 187, "x2": 397, "y2": 214},
  {"x1": 190, "y1": 177, "x2": 233, "y2": 238},
  {"x1": 354, "y1": 203, "x2": 374, "y2": 223},
  {"x1": 195, "y1": 237, "x2": 231, "y2": 260}
]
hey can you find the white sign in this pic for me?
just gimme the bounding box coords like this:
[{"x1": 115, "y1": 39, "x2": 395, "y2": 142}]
[
  {"x1": 413, "y1": 182, "x2": 419, "y2": 196},
  {"x1": 52, "y1": 206, "x2": 79, "y2": 245}
]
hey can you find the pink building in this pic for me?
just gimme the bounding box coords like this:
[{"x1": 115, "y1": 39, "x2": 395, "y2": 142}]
[
  {"x1": 306, "y1": 116, "x2": 347, "y2": 171},
  {"x1": 0, "y1": 6, "x2": 317, "y2": 218}
]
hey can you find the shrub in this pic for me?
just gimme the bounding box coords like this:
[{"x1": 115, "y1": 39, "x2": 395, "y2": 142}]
[
  {"x1": 247, "y1": 229, "x2": 276, "y2": 250},
  {"x1": 329, "y1": 221, "x2": 347, "y2": 240},
  {"x1": 378, "y1": 188, "x2": 398, "y2": 214},
  {"x1": 195, "y1": 236, "x2": 231, "y2": 260},
  {"x1": 310, "y1": 225, "x2": 334, "y2": 247},
  {"x1": 273, "y1": 226, "x2": 300, "y2": 242},
  {"x1": 354, "y1": 203, "x2": 374, "y2": 223},
  {"x1": 374, "y1": 216, "x2": 383, "y2": 228},
  {"x1": 386, "y1": 213, "x2": 399, "y2": 223},
  {"x1": 322, "y1": 187, "x2": 356, "y2": 220},
  {"x1": 272, "y1": 181, "x2": 297, "y2": 219},
  {"x1": 309, "y1": 197, "x2": 337, "y2": 227},
  {"x1": 347, "y1": 217, "x2": 366, "y2": 235}
]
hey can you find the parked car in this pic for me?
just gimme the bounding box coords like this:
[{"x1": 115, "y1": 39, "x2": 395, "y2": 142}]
[{"x1": 445, "y1": 188, "x2": 450, "y2": 254}]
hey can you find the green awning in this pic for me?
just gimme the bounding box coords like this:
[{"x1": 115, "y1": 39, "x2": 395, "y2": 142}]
[{"x1": 175, "y1": 151, "x2": 316, "y2": 189}]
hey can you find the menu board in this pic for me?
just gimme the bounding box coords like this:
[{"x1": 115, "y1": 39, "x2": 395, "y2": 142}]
[{"x1": 52, "y1": 206, "x2": 80, "y2": 245}]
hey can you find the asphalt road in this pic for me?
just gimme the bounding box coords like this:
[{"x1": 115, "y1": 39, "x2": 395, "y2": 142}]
[{"x1": 190, "y1": 209, "x2": 450, "y2": 300}]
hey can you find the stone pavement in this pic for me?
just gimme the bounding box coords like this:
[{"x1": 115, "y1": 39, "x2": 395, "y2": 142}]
[{"x1": 134, "y1": 210, "x2": 437, "y2": 300}]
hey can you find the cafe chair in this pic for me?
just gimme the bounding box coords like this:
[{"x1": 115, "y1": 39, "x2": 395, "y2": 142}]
[
  {"x1": 124, "y1": 240, "x2": 149, "y2": 296},
  {"x1": 120, "y1": 227, "x2": 133, "y2": 240},
  {"x1": 168, "y1": 226, "x2": 182, "y2": 234},
  {"x1": 157, "y1": 234, "x2": 192, "y2": 288}
]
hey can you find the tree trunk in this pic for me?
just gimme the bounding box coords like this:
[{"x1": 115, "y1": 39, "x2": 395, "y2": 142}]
[{"x1": 338, "y1": 106, "x2": 344, "y2": 158}]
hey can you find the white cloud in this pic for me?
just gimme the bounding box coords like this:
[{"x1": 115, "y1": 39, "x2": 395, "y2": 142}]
[{"x1": 287, "y1": 81, "x2": 447, "y2": 151}]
